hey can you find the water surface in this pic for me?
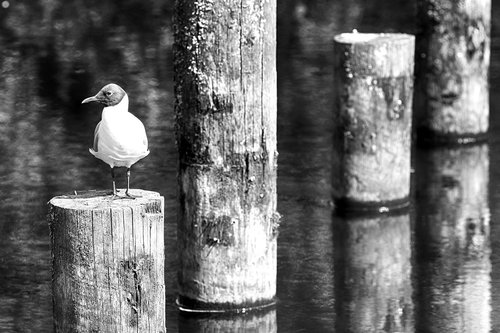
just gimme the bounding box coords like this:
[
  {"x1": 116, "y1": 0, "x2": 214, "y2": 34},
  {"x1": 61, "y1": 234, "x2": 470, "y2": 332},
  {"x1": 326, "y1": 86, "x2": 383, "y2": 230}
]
[{"x1": 0, "y1": 1, "x2": 499, "y2": 332}]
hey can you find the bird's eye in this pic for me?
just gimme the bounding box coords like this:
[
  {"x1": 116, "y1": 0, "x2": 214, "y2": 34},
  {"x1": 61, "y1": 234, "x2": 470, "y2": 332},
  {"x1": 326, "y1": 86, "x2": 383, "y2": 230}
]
[{"x1": 105, "y1": 91, "x2": 113, "y2": 97}]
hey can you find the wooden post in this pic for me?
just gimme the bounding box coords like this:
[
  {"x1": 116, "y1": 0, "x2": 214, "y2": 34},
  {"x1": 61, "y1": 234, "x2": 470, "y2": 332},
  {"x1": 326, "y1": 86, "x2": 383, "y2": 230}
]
[
  {"x1": 48, "y1": 190, "x2": 165, "y2": 333},
  {"x1": 415, "y1": 0, "x2": 491, "y2": 143},
  {"x1": 178, "y1": 308, "x2": 277, "y2": 332},
  {"x1": 414, "y1": 144, "x2": 490, "y2": 332},
  {"x1": 174, "y1": 0, "x2": 278, "y2": 311},
  {"x1": 334, "y1": 212, "x2": 413, "y2": 332},
  {"x1": 332, "y1": 33, "x2": 415, "y2": 213}
]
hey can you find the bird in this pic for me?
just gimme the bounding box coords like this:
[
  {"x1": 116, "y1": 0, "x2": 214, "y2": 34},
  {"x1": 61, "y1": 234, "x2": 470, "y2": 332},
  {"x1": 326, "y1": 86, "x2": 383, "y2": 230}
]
[{"x1": 82, "y1": 83, "x2": 149, "y2": 198}]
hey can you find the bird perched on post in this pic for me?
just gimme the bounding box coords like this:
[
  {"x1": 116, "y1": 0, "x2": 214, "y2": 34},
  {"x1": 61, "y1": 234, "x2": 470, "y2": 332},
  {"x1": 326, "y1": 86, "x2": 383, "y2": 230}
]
[{"x1": 82, "y1": 83, "x2": 149, "y2": 198}]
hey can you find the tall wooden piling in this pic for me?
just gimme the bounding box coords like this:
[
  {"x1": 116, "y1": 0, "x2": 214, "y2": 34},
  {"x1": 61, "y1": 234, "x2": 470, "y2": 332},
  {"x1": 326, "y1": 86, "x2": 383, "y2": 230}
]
[
  {"x1": 414, "y1": 144, "x2": 490, "y2": 331},
  {"x1": 48, "y1": 190, "x2": 165, "y2": 333},
  {"x1": 174, "y1": 0, "x2": 278, "y2": 311},
  {"x1": 415, "y1": 0, "x2": 491, "y2": 143},
  {"x1": 332, "y1": 33, "x2": 415, "y2": 212}
]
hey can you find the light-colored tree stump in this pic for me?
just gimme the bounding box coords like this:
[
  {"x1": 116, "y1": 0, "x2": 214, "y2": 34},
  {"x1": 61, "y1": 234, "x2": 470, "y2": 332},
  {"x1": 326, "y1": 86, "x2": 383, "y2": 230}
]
[
  {"x1": 332, "y1": 33, "x2": 415, "y2": 213},
  {"x1": 414, "y1": 144, "x2": 490, "y2": 332},
  {"x1": 334, "y1": 212, "x2": 413, "y2": 332},
  {"x1": 174, "y1": 0, "x2": 279, "y2": 311},
  {"x1": 48, "y1": 189, "x2": 165, "y2": 333},
  {"x1": 415, "y1": 0, "x2": 491, "y2": 143}
]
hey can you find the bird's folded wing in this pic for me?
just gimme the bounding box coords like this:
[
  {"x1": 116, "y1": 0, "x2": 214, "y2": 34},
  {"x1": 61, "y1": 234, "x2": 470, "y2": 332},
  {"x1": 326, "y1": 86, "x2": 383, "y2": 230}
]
[{"x1": 93, "y1": 121, "x2": 101, "y2": 152}]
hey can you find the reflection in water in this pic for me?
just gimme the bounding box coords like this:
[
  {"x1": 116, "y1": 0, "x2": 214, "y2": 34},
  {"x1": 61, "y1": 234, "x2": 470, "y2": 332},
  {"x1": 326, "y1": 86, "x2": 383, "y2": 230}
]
[
  {"x1": 178, "y1": 308, "x2": 277, "y2": 333},
  {"x1": 1, "y1": 0, "x2": 500, "y2": 332},
  {"x1": 334, "y1": 212, "x2": 413, "y2": 333},
  {"x1": 414, "y1": 144, "x2": 491, "y2": 333},
  {"x1": 276, "y1": 4, "x2": 335, "y2": 330},
  {"x1": 0, "y1": 42, "x2": 54, "y2": 333}
]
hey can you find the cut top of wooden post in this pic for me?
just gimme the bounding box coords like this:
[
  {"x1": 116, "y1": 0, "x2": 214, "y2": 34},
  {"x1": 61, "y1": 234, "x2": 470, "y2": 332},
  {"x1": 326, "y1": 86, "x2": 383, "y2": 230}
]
[
  {"x1": 49, "y1": 189, "x2": 163, "y2": 212},
  {"x1": 334, "y1": 33, "x2": 415, "y2": 78}
]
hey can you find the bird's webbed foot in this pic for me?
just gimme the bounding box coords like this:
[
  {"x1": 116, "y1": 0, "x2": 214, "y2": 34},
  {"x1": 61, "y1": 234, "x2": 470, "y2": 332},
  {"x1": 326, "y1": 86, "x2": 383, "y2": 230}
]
[
  {"x1": 110, "y1": 194, "x2": 123, "y2": 200},
  {"x1": 124, "y1": 190, "x2": 141, "y2": 199}
]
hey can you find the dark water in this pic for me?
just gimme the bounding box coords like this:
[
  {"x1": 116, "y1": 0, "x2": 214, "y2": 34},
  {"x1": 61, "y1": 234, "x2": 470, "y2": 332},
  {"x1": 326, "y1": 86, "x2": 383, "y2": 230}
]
[{"x1": 0, "y1": 0, "x2": 499, "y2": 332}]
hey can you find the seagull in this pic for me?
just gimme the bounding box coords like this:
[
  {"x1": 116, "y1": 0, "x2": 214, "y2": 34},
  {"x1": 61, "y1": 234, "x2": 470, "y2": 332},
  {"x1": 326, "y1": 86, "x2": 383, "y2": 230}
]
[{"x1": 82, "y1": 83, "x2": 149, "y2": 198}]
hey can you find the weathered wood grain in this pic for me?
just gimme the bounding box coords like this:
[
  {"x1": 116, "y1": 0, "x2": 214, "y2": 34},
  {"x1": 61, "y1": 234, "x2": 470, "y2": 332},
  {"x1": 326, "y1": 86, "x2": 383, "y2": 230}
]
[
  {"x1": 48, "y1": 189, "x2": 165, "y2": 332},
  {"x1": 415, "y1": 0, "x2": 491, "y2": 142},
  {"x1": 332, "y1": 33, "x2": 414, "y2": 211},
  {"x1": 174, "y1": 0, "x2": 278, "y2": 310}
]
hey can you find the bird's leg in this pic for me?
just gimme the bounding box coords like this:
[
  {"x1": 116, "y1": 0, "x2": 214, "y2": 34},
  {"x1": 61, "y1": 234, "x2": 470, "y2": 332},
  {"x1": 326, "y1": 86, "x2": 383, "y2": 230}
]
[
  {"x1": 125, "y1": 168, "x2": 137, "y2": 199},
  {"x1": 110, "y1": 167, "x2": 119, "y2": 198}
]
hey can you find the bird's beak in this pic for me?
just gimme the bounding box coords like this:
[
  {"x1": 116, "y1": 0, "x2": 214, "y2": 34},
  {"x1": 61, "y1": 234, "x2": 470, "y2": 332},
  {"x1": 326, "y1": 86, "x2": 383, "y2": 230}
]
[{"x1": 81, "y1": 95, "x2": 99, "y2": 104}]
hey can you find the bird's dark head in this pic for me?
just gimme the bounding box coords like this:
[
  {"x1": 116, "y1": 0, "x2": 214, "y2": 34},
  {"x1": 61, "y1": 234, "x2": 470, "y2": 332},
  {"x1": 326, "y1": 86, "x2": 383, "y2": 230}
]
[{"x1": 81, "y1": 83, "x2": 126, "y2": 107}]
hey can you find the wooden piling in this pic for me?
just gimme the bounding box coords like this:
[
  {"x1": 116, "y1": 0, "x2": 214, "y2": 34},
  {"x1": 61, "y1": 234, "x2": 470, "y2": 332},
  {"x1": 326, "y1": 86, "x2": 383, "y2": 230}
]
[
  {"x1": 174, "y1": 0, "x2": 278, "y2": 311},
  {"x1": 334, "y1": 212, "x2": 413, "y2": 332},
  {"x1": 48, "y1": 190, "x2": 165, "y2": 333},
  {"x1": 415, "y1": 0, "x2": 491, "y2": 143},
  {"x1": 332, "y1": 33, "x2": 415, "y2": 212},
  {"x1": 414, "y1": 144, "x2": 490, "y2": 331}
]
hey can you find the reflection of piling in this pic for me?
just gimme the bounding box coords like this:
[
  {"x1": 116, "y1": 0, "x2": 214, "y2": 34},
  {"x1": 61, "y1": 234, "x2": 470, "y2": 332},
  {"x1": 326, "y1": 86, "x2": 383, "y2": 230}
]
[
  {"x1": 414, "y1": 144, "x2": 490, "y2": 332},
  {"x1": 334, "y1": 212, "x2": 413, "y2": 332},
  {"x1": 48, "y1": 190, "x2": 165, "y2": 332},
  {"x1": 332, "y1": 33, "x2": 414, "y2": 212},
  {"x1": 179, "y1": 308, "x2": 277, "y2": 333},
  {"x1": 415, "y1": 0, "x2": 491, "y2": 143},
  {"x1": 174, "y1": 0, "x2": 278, "y2": 311}
]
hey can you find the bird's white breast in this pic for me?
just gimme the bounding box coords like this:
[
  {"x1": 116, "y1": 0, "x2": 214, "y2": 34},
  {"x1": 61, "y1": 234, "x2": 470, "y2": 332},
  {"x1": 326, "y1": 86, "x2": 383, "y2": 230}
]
[{"x1": 91, "y1": 94, "x2": 149, "y2": 167}]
